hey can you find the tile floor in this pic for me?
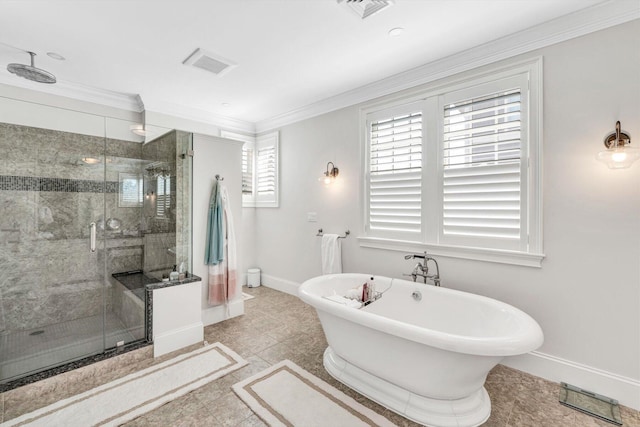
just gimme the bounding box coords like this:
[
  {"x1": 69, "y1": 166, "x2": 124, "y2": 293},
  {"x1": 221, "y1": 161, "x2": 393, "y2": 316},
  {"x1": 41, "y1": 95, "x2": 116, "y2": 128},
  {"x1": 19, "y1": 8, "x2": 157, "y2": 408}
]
[
  {"x1": 1, "y1": 285, "x2": 639, "y2": 426},
  {"x1": 1, "y1": 312, "x2": 136, "y2": 382}
]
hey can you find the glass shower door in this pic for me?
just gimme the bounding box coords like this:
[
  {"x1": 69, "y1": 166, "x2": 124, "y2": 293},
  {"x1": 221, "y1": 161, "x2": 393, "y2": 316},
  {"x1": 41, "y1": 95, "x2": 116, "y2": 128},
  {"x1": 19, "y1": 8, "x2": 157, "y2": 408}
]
[{"x1": 0, "y1": 107, "x2": 109, "y2": 383}]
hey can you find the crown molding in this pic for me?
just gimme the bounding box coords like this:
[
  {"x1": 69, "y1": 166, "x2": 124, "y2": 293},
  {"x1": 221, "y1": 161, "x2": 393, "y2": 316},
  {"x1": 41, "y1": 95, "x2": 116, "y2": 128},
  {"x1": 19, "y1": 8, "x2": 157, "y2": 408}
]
[
  {"x1": 0, "y1": 74, "x2": 142, "y2": 112},
  {"x1": 0, "y1": 72, "x2": 254, "y2": 133},
  {"x1": 0, "y1": 1, "x2": 636, "y2": 135},
  {"x1": 255, "y1": 0, "x2": 640, "y2": 133},
  {"x1": 144, "y1": 100, "x2": 255, "y2": 134}
]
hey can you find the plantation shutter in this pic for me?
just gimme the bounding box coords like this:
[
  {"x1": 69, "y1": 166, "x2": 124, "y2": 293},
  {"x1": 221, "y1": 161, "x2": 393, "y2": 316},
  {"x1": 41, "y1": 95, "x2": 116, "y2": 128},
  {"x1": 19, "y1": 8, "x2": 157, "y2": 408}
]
[
  {"x1": 242, "y1": 144, "x2": 254, "y2": 195},
  {"x1": 442, "y1": 89, "x2": 523, "y2": 248},
  {"x1": 368, "y1": 110, "x2": 422, "y2": 234},
  {"x1": 120, "y1": 174, "x2": 143, "y2": 207},
  {"x1": 256, "y1": 145, "x2": 276, "y2": 196},
  {"x1": 156, "y1": 175, "x2": 171, "y2": 217}
]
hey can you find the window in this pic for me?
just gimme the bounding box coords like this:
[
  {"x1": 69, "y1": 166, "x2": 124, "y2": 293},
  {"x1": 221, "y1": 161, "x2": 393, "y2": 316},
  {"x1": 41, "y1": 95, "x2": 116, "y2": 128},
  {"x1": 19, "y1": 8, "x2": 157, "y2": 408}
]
[
  {"x1": 254, "y1": 134, "x2": 278, "y2": 206},
  {"x1": 156, "y1": 175, "x2": 171, "y2": 217},
  {"x1": 362, "y1": 61, "x2": 542, "y2": 266},
  {"x1": 367, "y1": 104, "x2": 423, "y2": 238},
  {"x1": 242, "y1": 143, "x2": 254, "y2": 196},
  {"x1": 119, "y1": 173, "x2": 143, "y2": 207},
  {"x1": 221, "y1": 130, "x2": 279, "y2": 207},
  {"x1": 440, "y1": 81, "x2": 525, "y2": 251}
]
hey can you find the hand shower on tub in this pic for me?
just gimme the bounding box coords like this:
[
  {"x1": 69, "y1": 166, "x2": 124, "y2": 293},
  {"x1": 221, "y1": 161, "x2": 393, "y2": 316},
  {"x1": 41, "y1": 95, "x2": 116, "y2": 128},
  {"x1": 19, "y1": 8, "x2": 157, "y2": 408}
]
[{"x1": 403, "y1": 252, "x2": 441, "y2": 286}]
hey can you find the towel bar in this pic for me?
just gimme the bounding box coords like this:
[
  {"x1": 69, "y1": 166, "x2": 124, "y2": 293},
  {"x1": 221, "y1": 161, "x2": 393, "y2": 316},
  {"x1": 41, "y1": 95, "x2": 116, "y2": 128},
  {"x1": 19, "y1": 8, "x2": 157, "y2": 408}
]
[{"x1": 316, "y1": 228, "x2": 350, "y2": 239}]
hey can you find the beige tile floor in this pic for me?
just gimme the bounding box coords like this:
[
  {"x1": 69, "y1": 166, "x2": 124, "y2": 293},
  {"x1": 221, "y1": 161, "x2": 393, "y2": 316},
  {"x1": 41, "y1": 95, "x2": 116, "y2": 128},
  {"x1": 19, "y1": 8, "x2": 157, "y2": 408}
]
[{"x1": 1, "y1": 285, "x2": 639, "y2": 427}]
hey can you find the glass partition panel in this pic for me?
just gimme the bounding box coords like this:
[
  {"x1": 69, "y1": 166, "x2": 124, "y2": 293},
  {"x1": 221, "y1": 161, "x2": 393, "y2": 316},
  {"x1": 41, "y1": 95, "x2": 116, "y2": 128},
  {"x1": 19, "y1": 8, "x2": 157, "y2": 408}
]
[{"x1": 0, "y1": 96, "x2": 107, "y2": 383}]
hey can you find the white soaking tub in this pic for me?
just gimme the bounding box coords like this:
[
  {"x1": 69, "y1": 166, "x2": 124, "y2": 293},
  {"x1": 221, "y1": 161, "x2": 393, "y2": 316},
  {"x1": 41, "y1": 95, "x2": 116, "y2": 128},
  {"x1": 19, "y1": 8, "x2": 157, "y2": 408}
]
[{"x1": 298, "y1": 273, "x2": 543, "y2": 427}]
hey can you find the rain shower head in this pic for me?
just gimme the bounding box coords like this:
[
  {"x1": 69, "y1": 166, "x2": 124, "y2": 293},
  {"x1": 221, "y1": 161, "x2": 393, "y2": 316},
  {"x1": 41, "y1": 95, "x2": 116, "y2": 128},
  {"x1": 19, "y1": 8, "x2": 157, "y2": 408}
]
[{"x1": 7, "y1": 51, "x2": 56, "y2": 84}]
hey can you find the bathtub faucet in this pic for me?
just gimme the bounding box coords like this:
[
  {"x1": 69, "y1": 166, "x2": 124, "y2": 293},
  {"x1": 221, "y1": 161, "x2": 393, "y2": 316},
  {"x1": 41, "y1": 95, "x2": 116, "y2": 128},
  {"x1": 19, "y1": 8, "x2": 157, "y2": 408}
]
[{"x1": 403, "y1": 252, "x2": 441, "y2": 286}]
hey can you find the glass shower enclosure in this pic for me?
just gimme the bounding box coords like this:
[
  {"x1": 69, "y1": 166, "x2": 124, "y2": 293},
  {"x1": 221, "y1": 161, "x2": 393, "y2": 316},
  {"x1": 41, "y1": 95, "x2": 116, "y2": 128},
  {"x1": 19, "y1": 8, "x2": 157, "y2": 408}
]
[{"x1": 0, "y1": 96, "x2": 193, "y2": 386}]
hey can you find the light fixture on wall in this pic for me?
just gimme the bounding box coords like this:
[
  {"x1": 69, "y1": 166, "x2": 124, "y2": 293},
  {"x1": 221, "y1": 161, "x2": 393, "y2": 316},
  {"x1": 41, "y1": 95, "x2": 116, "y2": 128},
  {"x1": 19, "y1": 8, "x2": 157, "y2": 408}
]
[
  {"x1": 320, "y1": 162, "x2": 339, "y2": 185},
  {"x1": 145, "y1": 191, "x2": 154, "y2": 199},
  {"x1": 596, "y1": 121, "x2": 639, "y2": 169}
]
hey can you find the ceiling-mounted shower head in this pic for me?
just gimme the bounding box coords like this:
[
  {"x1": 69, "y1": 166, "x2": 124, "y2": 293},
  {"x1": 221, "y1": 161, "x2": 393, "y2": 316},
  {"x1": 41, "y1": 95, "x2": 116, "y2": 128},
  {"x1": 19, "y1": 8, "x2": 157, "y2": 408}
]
[{"x1": 7, "y1": 51, "x2": 56, "y2": 84}]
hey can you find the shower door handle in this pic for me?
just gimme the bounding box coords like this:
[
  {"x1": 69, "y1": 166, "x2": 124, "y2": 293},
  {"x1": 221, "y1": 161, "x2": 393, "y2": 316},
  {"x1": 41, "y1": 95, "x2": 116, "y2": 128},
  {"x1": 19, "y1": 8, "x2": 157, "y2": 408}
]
[{"x1": 89, "y1": 222, "x2": 96, "y2": 252}]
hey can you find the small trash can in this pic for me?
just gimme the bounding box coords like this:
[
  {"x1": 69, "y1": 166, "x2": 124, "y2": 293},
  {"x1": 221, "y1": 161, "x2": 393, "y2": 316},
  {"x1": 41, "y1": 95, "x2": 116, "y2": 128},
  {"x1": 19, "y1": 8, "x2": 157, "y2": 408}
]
[{"x1": 247, "y1": 268, "x2": 261, "y2": 288}]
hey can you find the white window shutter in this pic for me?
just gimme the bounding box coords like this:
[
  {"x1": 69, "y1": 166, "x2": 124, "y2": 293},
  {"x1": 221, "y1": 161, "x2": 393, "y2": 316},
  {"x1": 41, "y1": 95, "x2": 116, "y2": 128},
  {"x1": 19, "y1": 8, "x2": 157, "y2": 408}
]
[
  {"x1": 156, "y1": 175, "x2": 171, "y2": 217},
  {"x1": 367, "y1": 109, "x2": 422, "y2": 236},
  {"x1": 441, "y1": 86, "x2": 526, "y2": 250},
  {"x1": 256, "y1": 145, "x2": 276, "y2": 196},
  {"x1": 254, "y1": 132, "x2": 279, "y2": 207},
  {"x1": 242, "y1": 144, "x2": 254, "y2": 196}
]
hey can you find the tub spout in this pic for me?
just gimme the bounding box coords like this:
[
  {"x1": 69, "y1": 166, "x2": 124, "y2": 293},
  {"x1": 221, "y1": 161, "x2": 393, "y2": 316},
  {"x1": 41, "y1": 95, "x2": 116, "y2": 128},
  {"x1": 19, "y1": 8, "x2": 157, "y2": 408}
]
[{"x1": 404, "y1": 252, "x2": 441, "y2": 286}]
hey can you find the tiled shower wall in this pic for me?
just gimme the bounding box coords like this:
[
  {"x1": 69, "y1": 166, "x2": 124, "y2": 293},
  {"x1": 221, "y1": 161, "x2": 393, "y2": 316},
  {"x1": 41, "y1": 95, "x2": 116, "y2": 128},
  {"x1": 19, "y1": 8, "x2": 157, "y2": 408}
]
[
  {"x1": 140, "y1": 130, "x2": 191, "y2": 280},
  {"x1": 141, "y1": 130, "x2": 176, "y2": 279},
  {"x1": 0, "y1": 123, "x2": 143, "y2": 332}
]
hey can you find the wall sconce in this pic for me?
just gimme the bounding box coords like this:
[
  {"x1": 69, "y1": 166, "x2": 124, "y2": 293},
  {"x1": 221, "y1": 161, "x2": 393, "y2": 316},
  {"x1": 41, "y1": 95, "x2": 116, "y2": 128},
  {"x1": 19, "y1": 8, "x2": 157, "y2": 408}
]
[
  {"x1": 320, "y1": 162, "x2": 339, "y2": 185},
  {"x1": 596, "y1": 121, "x2": 639, "y2": 169},
  {"x1": 145, "y1": 191, "x2": 154, "y2": 199}
]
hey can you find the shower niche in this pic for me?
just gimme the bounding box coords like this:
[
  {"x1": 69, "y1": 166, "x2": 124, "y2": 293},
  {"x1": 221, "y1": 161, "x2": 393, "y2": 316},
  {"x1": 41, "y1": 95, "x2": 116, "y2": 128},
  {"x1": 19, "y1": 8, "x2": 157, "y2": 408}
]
[{"x1": 0, "y1": 98, "x2": 193, "y2": 387}]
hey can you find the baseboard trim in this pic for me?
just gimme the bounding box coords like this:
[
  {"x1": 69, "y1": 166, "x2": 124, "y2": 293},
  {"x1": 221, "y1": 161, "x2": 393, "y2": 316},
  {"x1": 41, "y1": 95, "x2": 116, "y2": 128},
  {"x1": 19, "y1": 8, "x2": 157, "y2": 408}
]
[
  {"x1": 260, "y1": 273, "x2": 300, "y2": 296},
  {"x1": 261, "y1": 273, "x2": 640, "y2": 410},
  {"x1": 503, "y1": 351, "x2": 639, "y2": 410},
  {"x1": 201, "y1": 298, "x2": 245, "y2": 326},
  {"x1": 153, "y1": 322, "x2": 204, "y2": 358}
]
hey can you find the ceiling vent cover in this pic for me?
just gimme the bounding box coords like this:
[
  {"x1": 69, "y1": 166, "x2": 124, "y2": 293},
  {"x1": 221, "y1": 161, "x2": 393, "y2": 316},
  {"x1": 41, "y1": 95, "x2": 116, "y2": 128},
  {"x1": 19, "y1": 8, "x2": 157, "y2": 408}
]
[
  {"x1": 183, "y1": 48, "x2": 236, "y2": 77},
  {"x1": 337, "y1": 0, "x2": 394, "y2": 20}
]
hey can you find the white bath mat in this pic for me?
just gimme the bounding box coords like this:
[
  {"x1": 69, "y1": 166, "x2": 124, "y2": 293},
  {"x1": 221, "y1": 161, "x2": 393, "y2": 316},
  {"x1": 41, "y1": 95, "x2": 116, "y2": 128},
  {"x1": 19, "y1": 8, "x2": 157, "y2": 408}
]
[
  {"x1": 232, "y1": 360, "x2": 397, "y2": 427},
  {"x1": 2, "y1": 342, "x2": 247, "y2": 427},
  {"x1": 242, "y1": 292, "x2": 255, "y2": 301}
]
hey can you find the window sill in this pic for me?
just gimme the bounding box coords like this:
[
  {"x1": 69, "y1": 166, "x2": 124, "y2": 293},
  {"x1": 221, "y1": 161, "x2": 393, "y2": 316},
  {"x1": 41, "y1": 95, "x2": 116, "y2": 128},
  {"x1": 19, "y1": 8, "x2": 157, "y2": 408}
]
[
  {"x1": 358, "y1": 236, "x2": 545, "y2": 268},
  {"x1": 242, "y1": 202, "x2": 279, "y2": 208}
]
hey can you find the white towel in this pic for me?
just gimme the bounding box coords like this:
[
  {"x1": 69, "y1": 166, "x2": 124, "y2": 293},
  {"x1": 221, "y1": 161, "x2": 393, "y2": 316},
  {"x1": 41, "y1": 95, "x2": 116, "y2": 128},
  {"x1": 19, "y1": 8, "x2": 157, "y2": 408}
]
[{"x1": 321, "y1": 234, "x2": 342, "y2": 274}]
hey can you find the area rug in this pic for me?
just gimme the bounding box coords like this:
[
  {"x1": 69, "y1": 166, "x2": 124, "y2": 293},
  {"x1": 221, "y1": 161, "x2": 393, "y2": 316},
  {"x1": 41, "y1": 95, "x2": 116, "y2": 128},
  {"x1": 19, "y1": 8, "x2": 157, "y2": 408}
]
[
  {"x1": 2, "y1": 343, "x2": 247, "y2": 427},
  {"x1": 232, "y1": 360, "x2": 397, "y2": 427}
]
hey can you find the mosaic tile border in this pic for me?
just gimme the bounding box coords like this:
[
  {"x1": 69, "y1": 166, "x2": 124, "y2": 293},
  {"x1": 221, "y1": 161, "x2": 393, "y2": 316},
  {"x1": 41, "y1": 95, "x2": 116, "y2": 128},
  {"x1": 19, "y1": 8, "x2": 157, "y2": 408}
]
[
  {"x1": 0, "y1": 175, "x2": 118, "y2": 193},
  {"x1": 0, "y1": 273, "x2": 201, "y2": 392},
  {"x1": 0, "y1": 339, "x2": 151, "y2": 393}
]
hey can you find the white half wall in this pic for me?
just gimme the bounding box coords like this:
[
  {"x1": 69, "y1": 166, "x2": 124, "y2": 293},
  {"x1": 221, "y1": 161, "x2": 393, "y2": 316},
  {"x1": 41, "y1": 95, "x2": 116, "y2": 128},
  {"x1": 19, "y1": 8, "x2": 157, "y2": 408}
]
[
  {"x1": 192, "y1": 133, "x2": 245, "y2": 326},
  {"x1": 152, "y1": 281, "x2": 204, "y2": 357},
  {"x1": 252, "y1": 20, "x2": 640, "y2": 409}
]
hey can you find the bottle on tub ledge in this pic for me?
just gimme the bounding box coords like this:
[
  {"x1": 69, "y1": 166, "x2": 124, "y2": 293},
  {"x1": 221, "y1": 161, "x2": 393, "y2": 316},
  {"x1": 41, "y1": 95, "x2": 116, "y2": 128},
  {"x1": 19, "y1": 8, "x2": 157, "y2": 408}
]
[
  {"x1": 178, "y1": 261, "x2": 186, "y2": 280},
  {"x1": 344, "y1": 277, "x2": 377, "y2": 305},
  {"x1": 169, "y1": 265, "x2": 179, "y2": 281},
  {"x1": 362, "y1": 276, "x2": 376, "y2": 306}
]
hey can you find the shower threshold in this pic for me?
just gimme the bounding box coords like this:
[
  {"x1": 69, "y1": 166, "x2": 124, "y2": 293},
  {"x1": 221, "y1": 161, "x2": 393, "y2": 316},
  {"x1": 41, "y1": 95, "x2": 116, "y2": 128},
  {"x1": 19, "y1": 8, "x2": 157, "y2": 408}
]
[{"x1": 0, "y1": 312, "x2": 149, "y2": 392}]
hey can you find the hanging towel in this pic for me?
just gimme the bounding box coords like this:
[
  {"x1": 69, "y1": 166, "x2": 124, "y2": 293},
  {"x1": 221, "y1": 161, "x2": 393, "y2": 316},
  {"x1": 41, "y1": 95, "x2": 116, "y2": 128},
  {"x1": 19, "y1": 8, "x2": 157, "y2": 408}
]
[
  {"x1": 321, "y1": 234, "x2": 342, "y2": 274},
  {"x1": 204, "y1": 180, "x2": 223, "y2": 265},
  {"x1": 207, "y1": 184, "x2": 238, "y2": 308}
]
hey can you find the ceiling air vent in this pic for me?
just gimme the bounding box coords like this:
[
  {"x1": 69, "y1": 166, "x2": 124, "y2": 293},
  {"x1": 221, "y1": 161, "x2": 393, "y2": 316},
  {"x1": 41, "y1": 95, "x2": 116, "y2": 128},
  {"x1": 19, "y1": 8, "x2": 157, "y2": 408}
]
[
  {"x1": 182, "y1": 48, "x2": 236, "y2": 77},
  {"x1": 337, "y1": 0, "x2": 394, "y2": 20}
]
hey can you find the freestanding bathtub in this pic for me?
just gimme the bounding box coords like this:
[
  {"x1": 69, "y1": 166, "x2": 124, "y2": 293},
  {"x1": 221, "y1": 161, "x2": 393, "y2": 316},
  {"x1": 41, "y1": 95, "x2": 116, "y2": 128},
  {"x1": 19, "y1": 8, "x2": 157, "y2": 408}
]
[{"x1": 298, "y1": 274, "x2": 543, "y2": 427}]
